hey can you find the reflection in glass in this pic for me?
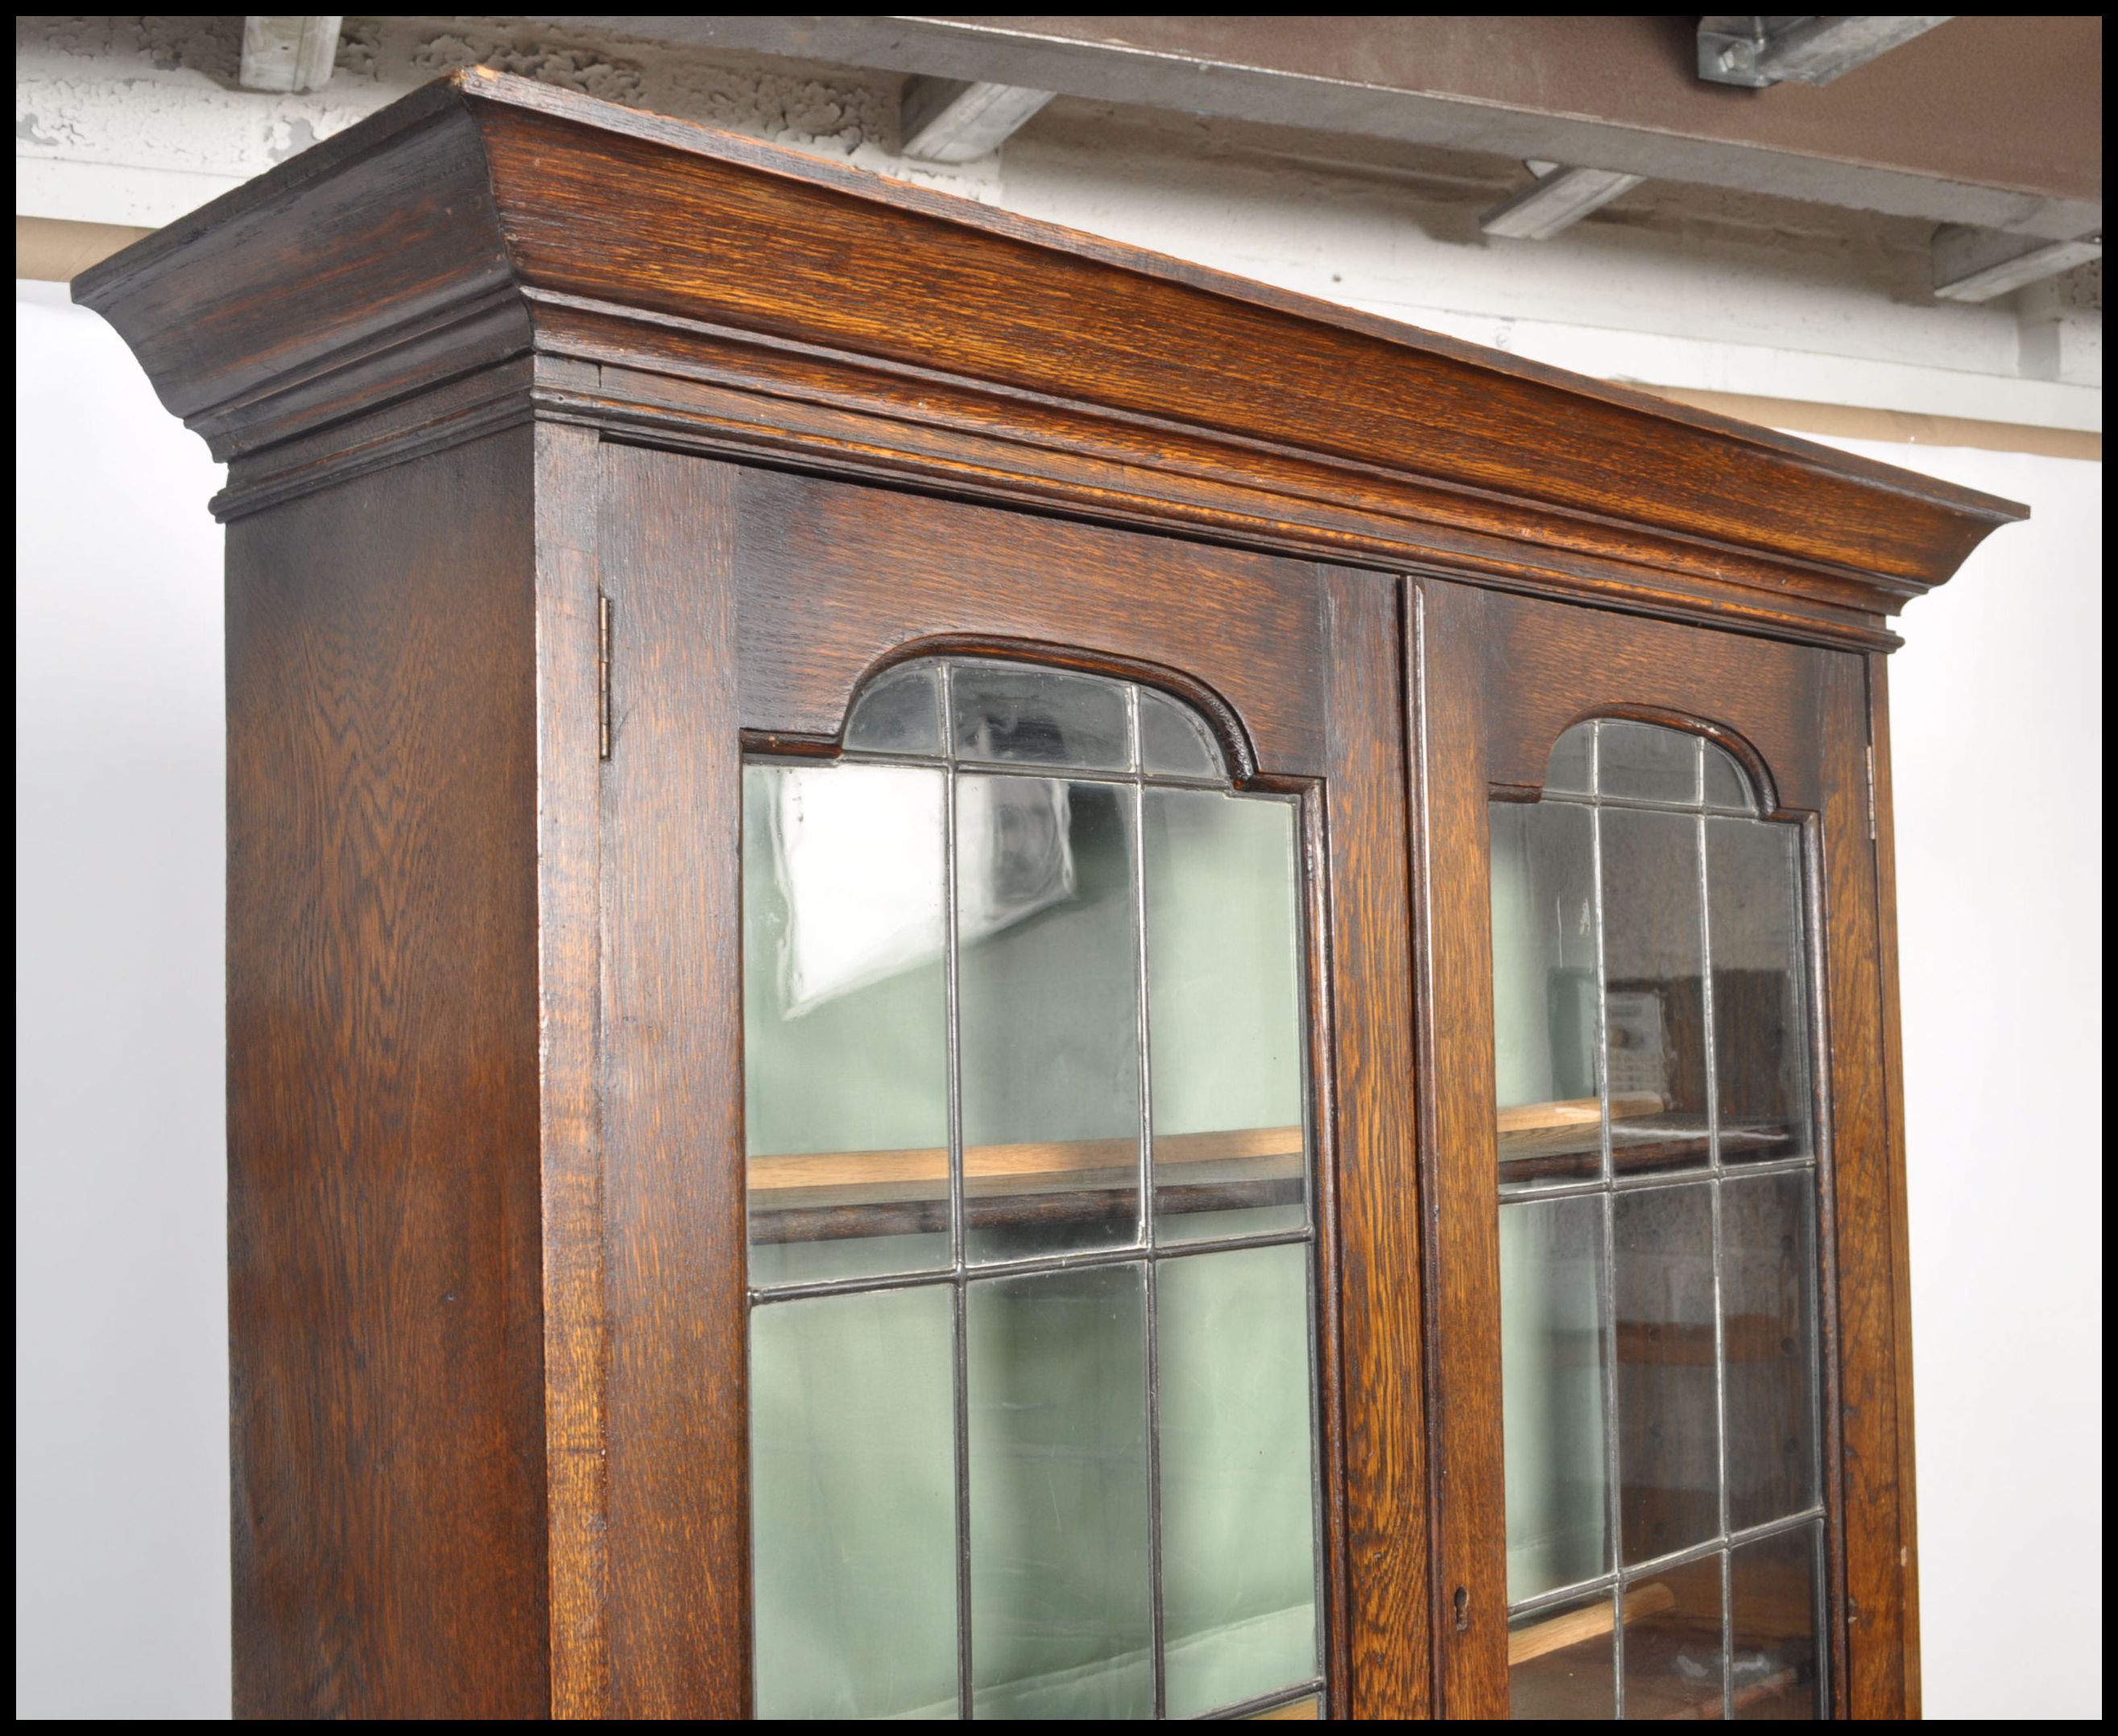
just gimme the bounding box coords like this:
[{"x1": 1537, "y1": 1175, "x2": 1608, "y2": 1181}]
[
  {"x1": 1599, "y1": 720, "x2": 1700, "y2": 804},
  {"x1": 751, "y1": 1288, "x2": 958, "y2": 1719},
  {"x1": 1730, "y1": 1524, "x2": 1822, "y2": 1719},
  {"x1": 1545, "y1": 721, "x2": 1593, "y2": 796},
  {"x1": 846, "y1": 660, "x2": 944, "y2": 755},
  {"x1": 1703, "y1": 741, "x2": 1752, "y2": 812},
  {"x1": 1508, "y1": 1588, "x2": 1617, "y2": 1721},
  {"x1": 1501, "y1": 1196, "x2": 1609, "y2": 1602},
  {"x1": 958, "y1": 775, "x2": 1141, "y2": 1262},
  {"x1": 1601, "y1": 807, "x2": 1711, "y2": 1175},
  {"x1": 744, "y1": 763, "x2": 951, "y2": 1286},
  {"x1": 969, "y1": 1264, "x2": 1153, "y2": 1720},
  {"x1": 1722, "y1": 1174, "x2": 1820, "y2": 1531},
  {"x1": 1159, "y1": 1245, "x2": 1319, "y2": 1717},
  {"x1": 1491, "y1": 802, "x2": 1602, "y2": 1187},
  {"x1": 747, "y1": 659, "x2": 1322, "y2": 1722},
  {"x1": 1494, "y1": 718, "x2": 1825, "y2": 1730},
  {"x1": 1139, "y1": 687, "x2": 1222, "y2": 779},
  {"x1": 1614, "y1": 1183, "x2": 1719, "y2": 1564},
  {"x1": 1146, "y1": 790, "x2": 1306, "y2": 1242},
  {"x1": 952, "y1": 663, "x2": 1131, "y2": 771},
  {"x1": 1708, "y1": 818, "x2": 1814, "y2": 1163},
  {"x1": 1622, "y1": 1555, "x2": 1726, "y2": 1720}
]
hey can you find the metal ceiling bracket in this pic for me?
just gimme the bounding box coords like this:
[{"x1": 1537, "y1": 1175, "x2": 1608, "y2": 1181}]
[
  {"x1": 1697, "y1": 16, "x2": 1953, "y2": 89},
  {"x1": 1480, "y1": 164, "x2": 1646, "y2": 241},
  {"x1": 900, "y1": 76, "x2": 1055, "y2": 163},
  {"x1": 1933, "y1": 225, "x2": 2104, "y2": 303},
  {"x1": 238, "y1": 16, "x2": 343, "y2": 95}
]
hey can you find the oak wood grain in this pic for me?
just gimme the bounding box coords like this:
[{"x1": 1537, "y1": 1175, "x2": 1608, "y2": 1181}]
[
  {"x1": 68, "y1": 64, "x2": 1970, "y2": 1724},
  {"x1": 532, "y1": 421, "x2": 610, "y2": 1719},
  {"x1": 1818, "y1": 652, "x2": 1910, "y2": 1720},
  {"x1": 730, "y1": 468, "x2": 1327, "y2": 779},
  {"x1": 75, "y1": 70, "x2": 2023, "y2": 643},
  {"x1": 225, "y1": 428, "x2": 548, "y2": 1717},
  {"x1": 1315, "y1": 567, "x2": 1430, "y2": 1717},
  {"x1": 1865, "y1": 653, "x2": 1924, "y2": 1718},
  {"x1": 1407, "y1": 578, "x2": 1511, "y2": 1718},
  {"x1": 1470, "y1": 589, "x2": 1827, "y2": 814},
  {"x1": 595, "y1": 445, "x2": 748, "y2": 1717},
  {"x1": 1416, "y1": 583, "x2": 1920, "y2": 1721}
]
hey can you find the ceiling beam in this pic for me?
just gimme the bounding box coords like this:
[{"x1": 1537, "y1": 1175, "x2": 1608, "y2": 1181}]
[
  {"x1": 900, "y1": 76, "x2": 1054, "y2": 162},
  {"x1": 1480, "y1": 166, "x2": 1644, "y2": 242},
  {"x1": 238, "y1": 16, "x2": 341, "y2": 94},
  {"x1": 1697, "y1": 16, "x2": 1953, "y2": 89},
  {"x1": 1934, "y1": 226, "x2": 2104, "y2": 304},
  {"x1": 521, "y1": 17, "x2": 2098, "y2": 242}
]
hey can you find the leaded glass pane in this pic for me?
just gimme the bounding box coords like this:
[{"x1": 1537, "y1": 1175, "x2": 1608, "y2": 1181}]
[
  {"x1": 1145, "y1": 788, "x2": 1306, "y2": 1242},
  {"x1": 751, "y1": 1287, "x2": 958, "y2": 1718},
  {"x1": 743, "y1": 763, "x2": 950, "y2": 1286},
  {"x1": 745, "y1": 659, "x2": 1322, "y2": 1720},
  {"x1": 1493, "y1": 719, "x2": 1826, "y2": 1722}
]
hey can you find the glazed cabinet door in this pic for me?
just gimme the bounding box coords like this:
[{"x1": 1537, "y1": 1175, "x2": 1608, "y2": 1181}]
[
  {"x1": 1412, "y1": 577, "x2": 1912, "y2": 1721},
  {"x1": 572, "y1": 447, "x2": 1429, "y2": 1720}
]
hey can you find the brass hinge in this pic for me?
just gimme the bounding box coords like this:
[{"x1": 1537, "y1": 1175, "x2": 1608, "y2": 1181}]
[
  {"x1": 1864, "y1": 743, "x2": 1876, "y2": 841},
  {"x1": 598, "y1": 592, "x2": 613, "y2": 761}
]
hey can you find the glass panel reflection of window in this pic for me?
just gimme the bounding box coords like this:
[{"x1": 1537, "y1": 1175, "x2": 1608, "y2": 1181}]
[
  {"x1": 1492, "y1": 720, "x2": 1826, "y2": 1722},
  {"x1": 744, "y1": 659, "x2": 1323, "y2": 1722}
]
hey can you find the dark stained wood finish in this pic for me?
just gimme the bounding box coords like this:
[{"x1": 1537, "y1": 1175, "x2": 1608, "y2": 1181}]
[
  {"x1": 1410, "y1": 581, "x2": 1919, "y2": 1719},
  {"x1": 1864, "y1": 653, "x2": 1923, "y2": 1720},
  {"x1": 1816, "y1": 655, "x2": 1913, "y2": 1721},
  {"x1": 595, "y1": 446, "x2": 749, "y2": 1717},
  {"x1": 719, "y1": 480, "x2": 1415, "y2": 1716},
  {"x1": 1465, "y1": 588, "x2": 1827, "y2": 813},
  {"x1": 75, "y1": 72, "x2": 2022, "y2": 653},
  {"x1": 1316, "y1": 568, "x2": 1429, "y2": 1718},
  {"x1": 76, "y1": 69, "x2": 1975, "y2": 1724},
  {"x1": 728, "y1": 468, "x2": 1324, "y2": 776},
  {"x1": 532, "y1": 421, "x2": 611, "y2": 1719},
  {"x1": 225, "y1": 427, "x2": 548, "y2": 1717},
  {"x1": 1405, "y1": 579, "x2": 1508, "y2": 1718}
]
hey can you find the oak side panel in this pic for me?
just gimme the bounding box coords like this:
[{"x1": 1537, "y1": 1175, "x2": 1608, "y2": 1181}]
[
  {"x1": 1318, "y1": 569, "x2": 1433, "y2": 1717},
  {"x1": 596, "y1": 444, "x2": 749, "y2": 1716},
  {"x1": 729, "y1": 469, "x2": 1326, "y2": 779},
  {"x1": 1818, "y1": 654, "x2": 1909, "y2": 1719},
  {"x1": 225, "y1": 428, "x2": 548, "y2": 1717},
  {"x1": 534, "y1": 422, "x2": 611, "y2": 1718},
  {"x1": 1407, "y1": 578, "x2": 1511, "y2": 1717},
  {"x1": 1865, "y1": 654, "x2": 1923, "y2": 1717}
]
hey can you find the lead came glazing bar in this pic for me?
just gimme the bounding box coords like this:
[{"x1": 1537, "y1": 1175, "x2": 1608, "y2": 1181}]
[
  {"x1": 1132, "y1": 699, "x2": 1171, "y2": 1720},
  {"x1": 943, "y1": 665, "x2": 974, "y2": 1720},
  {"x1": 745, "y1": 658, "x2": 1322, "y2": 1720},
  {"x1": 1699, "y1": 795, "x2": 1736, "y2": 1721}
]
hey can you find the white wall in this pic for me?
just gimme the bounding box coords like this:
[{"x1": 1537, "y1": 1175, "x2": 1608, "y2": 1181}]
[
  {"x1": 1829, "y1": 436, "x2": 2104, "y2": 1722},
  {"x1": 13, "y1": 273, "x2": 2101, "y2": 1719},
  {"x1": 14, "y1": 279, "x2": 230, "y2": 1720}
]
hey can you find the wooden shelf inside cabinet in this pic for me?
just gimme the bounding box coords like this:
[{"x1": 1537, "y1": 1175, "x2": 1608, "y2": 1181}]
[
  {"x1": 1497, "y1": 1095, "x2": 1802, "y2": 1184},
  {"x1": 66, "y1": 63, "x2": 2008, "y2": 1723},
  {"x1": 747, "y1": 1126, "x2": 1305, "y2": 1242}
]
